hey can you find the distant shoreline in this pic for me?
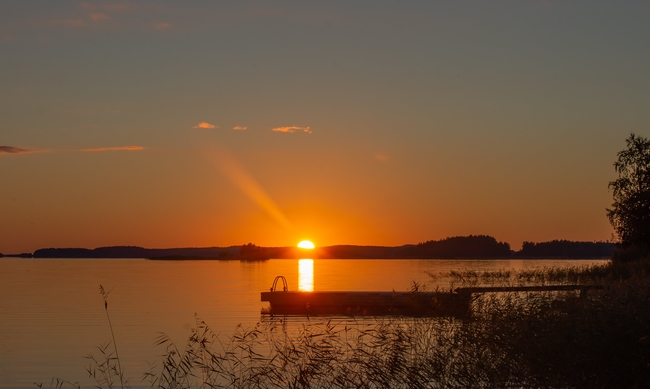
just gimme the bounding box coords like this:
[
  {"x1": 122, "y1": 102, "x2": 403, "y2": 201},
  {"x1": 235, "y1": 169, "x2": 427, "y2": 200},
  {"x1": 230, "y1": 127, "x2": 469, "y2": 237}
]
[
  {"x1": 0, "y1": 256, "x2": 610, "y2": 260},
  {"x1": 2, "y1": 236, "x2": 615, "y2": 260}
]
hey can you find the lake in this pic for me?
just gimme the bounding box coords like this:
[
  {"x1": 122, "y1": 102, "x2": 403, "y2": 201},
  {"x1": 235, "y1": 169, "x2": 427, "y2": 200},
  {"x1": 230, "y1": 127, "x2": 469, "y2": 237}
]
[{"x1": 0, "y1": 258, "x2": 606, "y2": 388}]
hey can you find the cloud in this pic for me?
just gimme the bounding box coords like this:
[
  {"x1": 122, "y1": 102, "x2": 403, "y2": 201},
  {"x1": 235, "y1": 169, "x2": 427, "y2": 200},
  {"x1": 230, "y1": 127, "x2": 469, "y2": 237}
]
[
  {"x1": 272, "y1": 126, "x2": 312, "y2": 134},
  {"x1": 1, "y1": 145, "x2": 144, "y2": 154},
  {"x1": 374, "y1": 154, "x2": 389, "y2": 162},
  {"x1": 233, "y1": 126, "x2": 247, "y2": 131},
  {"x1": 90, "y1": 13, "x2": 110, "y2": 21},
  {"x1": 82, "y1": 146, "x2": 144, "y2": 152},
  {"x1": 152, "y1": 21, "x2": 171, "y2": 30},
  {"x1": 193, "y1": 122, "x2": 217, "y2": 129},
  {"x1": 79, "y1": 2, "x2": 130, "y2": 12},
  {"x1": 46, "y1": 19, "x2": 87, "y2": 28},
  {"x1": 0, "y1": 146, "x2": 34, "y2": 155},
  {"x1": 2, "y1": 35, "x2": 15, "y2": 42}
]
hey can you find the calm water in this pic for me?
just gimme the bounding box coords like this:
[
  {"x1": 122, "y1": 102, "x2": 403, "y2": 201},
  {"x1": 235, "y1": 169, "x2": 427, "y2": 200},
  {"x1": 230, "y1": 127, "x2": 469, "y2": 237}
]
[{"x1": 0, "y1": 258, "x2": 605, "y2": 388}]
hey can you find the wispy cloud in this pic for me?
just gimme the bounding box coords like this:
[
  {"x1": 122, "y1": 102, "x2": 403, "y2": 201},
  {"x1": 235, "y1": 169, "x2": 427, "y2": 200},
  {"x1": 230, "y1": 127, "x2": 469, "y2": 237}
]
[
  {"x1": 82, "y1": 146, "x2": 144, "y2": 152},
  {"x1": 90, "y1": 13, "x2": 110, "y2": 21},
  {"x1": 36, "y1": 3, "x2": 170, "y2": 33},
  {"x1": 272, "y1": 126, "x2": 312, "y2": 134},
  {"x1": 79, "y1": 2, "x2": 130, "y2": 12},
  {"x1": 0, "y1": 146, "x2": 36, "y2": 155},
  {"x1": 45, "y1": 19, "x2": 87, "y2": 28},
  {"x1": 374, "y1": 154, "x2": 389, "y2": 162},
  {"x1": 1, "y1": 145, "x2": 144, "y2": 154},
  {"x1": 233, "y1": 125, "x2": 247, "y2": 131},
  {"x1": 193, "y1": 122, "x2": 217, "y2": 129},
  {"x1": 2, "y1": 35, "x2": 16, "y2": 42},
  {"x1": 152, "y1": 21, "x2": 171, "y2": 30}
]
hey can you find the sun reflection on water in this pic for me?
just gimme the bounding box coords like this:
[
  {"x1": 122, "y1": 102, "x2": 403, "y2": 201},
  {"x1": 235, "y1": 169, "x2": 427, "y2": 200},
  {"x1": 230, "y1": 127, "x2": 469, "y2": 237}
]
[{"x1": 298, "y1": 259, "x2": 314, "y2": 291}]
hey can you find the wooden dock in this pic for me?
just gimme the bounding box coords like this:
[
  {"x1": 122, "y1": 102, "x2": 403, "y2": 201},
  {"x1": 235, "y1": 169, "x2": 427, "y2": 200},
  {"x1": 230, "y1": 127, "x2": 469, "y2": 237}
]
[
  {"x1": 261, "y1": 290, "x2": 472, "y2": 317},
  {"x1": 261, "y1": 276, "x2": 601, "y2": 317}
]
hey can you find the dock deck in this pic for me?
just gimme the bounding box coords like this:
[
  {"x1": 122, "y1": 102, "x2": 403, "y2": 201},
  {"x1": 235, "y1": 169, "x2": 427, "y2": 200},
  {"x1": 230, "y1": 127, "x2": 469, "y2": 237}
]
[{"x1": 261, "y1": 290, "x2": 472, "y2": 317}]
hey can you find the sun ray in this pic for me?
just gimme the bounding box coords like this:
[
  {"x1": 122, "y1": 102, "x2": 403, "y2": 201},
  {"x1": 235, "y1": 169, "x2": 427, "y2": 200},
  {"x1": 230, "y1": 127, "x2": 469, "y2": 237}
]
[{"x1": 208, "y1": 147, "x2": 293, "y2": 231}]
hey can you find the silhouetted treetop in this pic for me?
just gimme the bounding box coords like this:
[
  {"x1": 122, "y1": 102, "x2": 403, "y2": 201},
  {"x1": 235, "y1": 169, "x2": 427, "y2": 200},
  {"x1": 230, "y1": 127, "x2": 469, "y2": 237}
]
[
  {"x1": 517, "y1": 240, "x2": 615, "y2": 259},
  {"x1": 409, "y1": 235, "x2": 511, "y2": 258},
  {"x1": 607, "y1": 133, "x2": 650, "y2": 254},
  {"x1": 239, "y1": 243, "x2": 270, "y2": 260}
]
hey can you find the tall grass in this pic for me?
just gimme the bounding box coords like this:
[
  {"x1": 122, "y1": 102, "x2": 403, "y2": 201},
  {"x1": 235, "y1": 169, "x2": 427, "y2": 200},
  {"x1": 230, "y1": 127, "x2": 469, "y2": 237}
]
[
  {"x1": 431, "y1": 260, "x2": 645, "y2": 288},
  {"x1": 55, "y1": 260, "x2": 650, "y2": 388},
  {"x1": 83, "y1": 285, "x2": 129, "y2": 389},
  {"x1": 439, "y1": 260, "x2": 650, "y2": 388},
  {"x1": 143, "y1": 316, "x2": 479, "y2": 389}
]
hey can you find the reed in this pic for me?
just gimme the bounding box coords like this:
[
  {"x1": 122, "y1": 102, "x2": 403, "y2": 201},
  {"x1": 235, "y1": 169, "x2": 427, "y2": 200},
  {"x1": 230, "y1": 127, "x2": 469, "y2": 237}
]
[
  {"x1": 84, "y1": 285, "x2": 128, "y2": 389},
  {"x1": 434, "y1": 260, "x2": 649, "y2": 287},
  {"x1": 446, "y1": 259, "x2": 650, "y2": 388},
  {"x1": 143, "y1": 316, "x2": 463, "y2": 389}
]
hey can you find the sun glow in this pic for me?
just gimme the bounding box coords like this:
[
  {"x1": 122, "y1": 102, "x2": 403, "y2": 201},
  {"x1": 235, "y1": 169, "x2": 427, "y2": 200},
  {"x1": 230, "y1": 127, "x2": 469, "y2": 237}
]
[{"x1": 297, "y1": 240, "x2": 315, "y2": 249}]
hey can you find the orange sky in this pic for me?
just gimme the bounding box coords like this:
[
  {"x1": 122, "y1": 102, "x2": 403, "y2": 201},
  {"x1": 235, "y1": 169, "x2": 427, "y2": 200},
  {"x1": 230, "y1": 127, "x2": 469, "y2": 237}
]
[{"x1": 2, "y1": 1, "x2": 647, "y2": 253}]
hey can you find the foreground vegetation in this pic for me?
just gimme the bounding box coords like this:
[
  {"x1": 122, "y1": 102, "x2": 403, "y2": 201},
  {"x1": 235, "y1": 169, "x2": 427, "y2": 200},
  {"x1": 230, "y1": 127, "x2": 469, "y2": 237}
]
[{"x1": 53, "y1": 259, "x2": 649, "y2": 389}]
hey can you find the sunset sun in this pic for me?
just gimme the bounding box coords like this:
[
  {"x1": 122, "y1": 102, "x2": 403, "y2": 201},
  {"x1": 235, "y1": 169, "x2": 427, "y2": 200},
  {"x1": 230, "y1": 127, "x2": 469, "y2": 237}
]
[{"x1": 297, "y1": 240, "x2": 315, "y2": 249}]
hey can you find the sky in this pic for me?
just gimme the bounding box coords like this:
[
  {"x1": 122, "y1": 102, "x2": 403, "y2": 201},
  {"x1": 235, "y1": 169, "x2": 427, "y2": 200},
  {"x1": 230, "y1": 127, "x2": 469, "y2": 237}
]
[{"x1": 1, "y1": 1, "x2": 649, "y2": 254}]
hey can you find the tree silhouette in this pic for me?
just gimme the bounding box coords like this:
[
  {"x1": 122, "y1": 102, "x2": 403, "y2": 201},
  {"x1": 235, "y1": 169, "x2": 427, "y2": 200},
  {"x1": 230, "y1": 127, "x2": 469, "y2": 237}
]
[
  {"x1": 411, "y1": 235, "x2": 511, "y2": 258},
  {"x1": 239, "y1": 243, "x2": 267, "y2": 260},
  {"x1": 607, "y1": 133, "x2": 650, "y2": 255}
]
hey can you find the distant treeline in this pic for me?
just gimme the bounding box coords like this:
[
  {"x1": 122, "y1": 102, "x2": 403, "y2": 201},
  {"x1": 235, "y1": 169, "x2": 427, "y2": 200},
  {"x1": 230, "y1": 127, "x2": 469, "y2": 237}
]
[
  {"x1": 515, "y1": 240, "x2": 615, "y2": 259},
  {"x1": 33, "y1": 246, "x2": 241, "y2": 259},
  {"x1": 0, "y1": 252, "x2": 33, "y2": 258},
  {"x1": 407, "y1": 235, "x2": 511, "y2": 258},
  {"x1": 23, "y1": 236, "x2": 615, "y2": 259}
]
